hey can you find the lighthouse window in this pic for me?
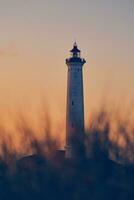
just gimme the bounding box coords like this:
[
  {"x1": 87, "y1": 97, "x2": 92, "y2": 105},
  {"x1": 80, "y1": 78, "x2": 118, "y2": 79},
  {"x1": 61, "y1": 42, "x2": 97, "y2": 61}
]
[
  {"x1": 72, "y1": 123, "x2": 74, "y2": 127},
  {"x1": 72, "y1": 101, "x2": 74, "y2": 106},
  {"x1": 77, "y1": 69, "x2": 79, "y2": 72}
]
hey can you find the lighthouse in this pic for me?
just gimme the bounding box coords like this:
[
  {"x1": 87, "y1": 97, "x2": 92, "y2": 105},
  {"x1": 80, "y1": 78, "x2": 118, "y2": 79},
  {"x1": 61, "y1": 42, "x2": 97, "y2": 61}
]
[{"x1": 65, "y1": 42, "x2": 86, "y2": 159}]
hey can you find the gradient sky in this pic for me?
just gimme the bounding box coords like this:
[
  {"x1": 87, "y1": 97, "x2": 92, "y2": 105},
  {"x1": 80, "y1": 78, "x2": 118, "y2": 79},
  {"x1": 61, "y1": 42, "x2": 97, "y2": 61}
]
[{"x1": 0, "y1": 0, "x2": 134, "y2": 133}]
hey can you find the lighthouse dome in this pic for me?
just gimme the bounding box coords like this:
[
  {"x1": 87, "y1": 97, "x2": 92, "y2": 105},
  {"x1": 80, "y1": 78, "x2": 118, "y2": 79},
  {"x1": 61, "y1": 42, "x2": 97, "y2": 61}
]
[{"x1": 70, "y1": 42, "x2": 81, "y2": 53}]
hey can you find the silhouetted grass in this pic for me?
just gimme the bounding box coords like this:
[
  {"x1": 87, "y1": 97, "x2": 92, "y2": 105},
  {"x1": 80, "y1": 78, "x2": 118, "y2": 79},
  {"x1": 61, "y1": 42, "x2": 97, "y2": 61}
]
[
  {"x1": 0, "y1": 105, "x2": 133, "y2": 199},
  {"x1": 86, "y1": 106, "x2": 134, "y2": 164}
]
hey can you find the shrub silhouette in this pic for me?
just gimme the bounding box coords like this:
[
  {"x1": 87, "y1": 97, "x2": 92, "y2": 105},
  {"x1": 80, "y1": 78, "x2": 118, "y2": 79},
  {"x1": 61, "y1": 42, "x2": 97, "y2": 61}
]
[{"x1": 0, "y1": 106, "x2": 133, "y2": 199}]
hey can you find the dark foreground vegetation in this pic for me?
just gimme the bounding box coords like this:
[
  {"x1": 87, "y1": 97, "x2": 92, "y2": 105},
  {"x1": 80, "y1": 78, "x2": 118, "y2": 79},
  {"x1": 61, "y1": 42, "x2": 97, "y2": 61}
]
[
  {"x1": 0, "y1": 154, "x2": 134, "y2": 200},
  {"x1": 0, "y1": 108, "x2": 134, "y2": 200}
]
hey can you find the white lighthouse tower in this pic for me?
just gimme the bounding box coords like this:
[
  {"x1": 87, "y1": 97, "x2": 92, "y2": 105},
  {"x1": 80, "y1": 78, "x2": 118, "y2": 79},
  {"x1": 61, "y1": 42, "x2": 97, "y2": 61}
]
[{"x1": 65, "y1": 42, "x2": 86, "y2": 159}]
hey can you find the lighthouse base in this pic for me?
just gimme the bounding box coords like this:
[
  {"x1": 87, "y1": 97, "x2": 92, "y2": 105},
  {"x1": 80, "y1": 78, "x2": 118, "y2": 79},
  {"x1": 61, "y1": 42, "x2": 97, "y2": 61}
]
[
  {"x1": 65, "y1": 145, "x2": 75, "y2": 159},
  {"x1": 65, "y1": 142, "x2": 86, "y2": 159}
]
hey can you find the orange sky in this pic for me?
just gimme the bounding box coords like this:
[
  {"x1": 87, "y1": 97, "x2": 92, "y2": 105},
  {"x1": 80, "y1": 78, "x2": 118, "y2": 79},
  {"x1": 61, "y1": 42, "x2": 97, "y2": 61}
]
[{"x1": 0, "y1": 1, "x2": 134, "y2": 138}]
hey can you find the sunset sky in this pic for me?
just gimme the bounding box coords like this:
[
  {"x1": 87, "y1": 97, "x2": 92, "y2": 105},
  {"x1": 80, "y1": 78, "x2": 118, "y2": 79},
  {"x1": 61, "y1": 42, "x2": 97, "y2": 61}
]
[{"x1": 0, "y1": 0, "x2": 134, "y2": 133}]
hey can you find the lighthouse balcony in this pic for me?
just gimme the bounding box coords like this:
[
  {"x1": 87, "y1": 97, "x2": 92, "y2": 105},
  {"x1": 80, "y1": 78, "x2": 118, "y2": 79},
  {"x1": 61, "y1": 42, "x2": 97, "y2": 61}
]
[{"x1": 66, "y1": 57, "x2": 86, "y2": 64}]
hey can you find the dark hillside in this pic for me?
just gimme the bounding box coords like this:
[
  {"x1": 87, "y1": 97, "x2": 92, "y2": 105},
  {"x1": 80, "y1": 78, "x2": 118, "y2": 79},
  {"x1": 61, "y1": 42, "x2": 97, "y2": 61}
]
[{"x1": 0, "y1": 153, "x2": 134, "y2": 200}]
